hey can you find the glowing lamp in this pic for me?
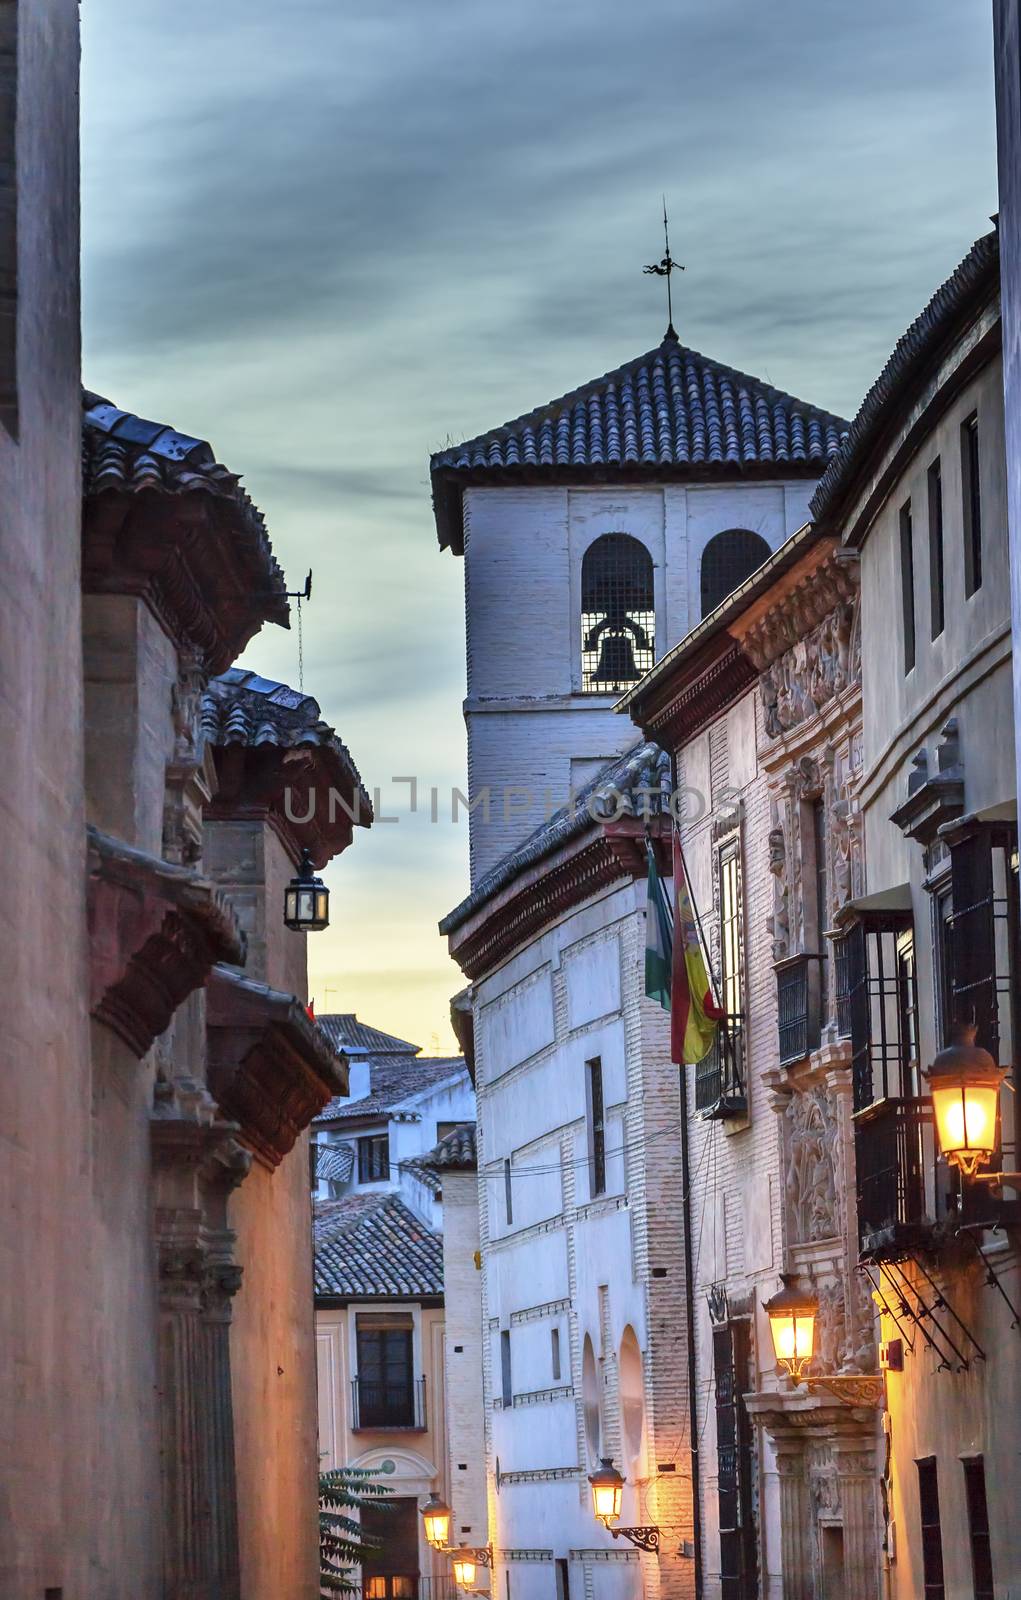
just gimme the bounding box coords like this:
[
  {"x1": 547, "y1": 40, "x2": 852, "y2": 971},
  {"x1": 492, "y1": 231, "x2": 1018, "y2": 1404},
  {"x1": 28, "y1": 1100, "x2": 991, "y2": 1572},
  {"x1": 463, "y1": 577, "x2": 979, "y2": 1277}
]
[
  {"x1": 925, "y1": 1022, "x2": 1005, "y2": 1178},
  {"x1": 451, "y1": 1551, "x2": 479, "y2": 1591},
  {"x1": 764, "y1": 1275, "x2": 817, "y2": 1381},
  {"x1": 420, "y1": 1493, "x2": 452, "y2": 1550},
  {"x1": 588, "y1": 1458, "x2": 625, "y2": 1527},
  {"x1": 283, "y1": 847, "x2": 329, "y2": 932}
]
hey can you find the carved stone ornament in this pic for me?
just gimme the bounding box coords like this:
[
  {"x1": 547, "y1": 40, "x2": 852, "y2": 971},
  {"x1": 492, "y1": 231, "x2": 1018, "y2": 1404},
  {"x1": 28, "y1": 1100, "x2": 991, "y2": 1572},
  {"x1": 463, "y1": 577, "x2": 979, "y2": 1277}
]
[
  {"x1": 760, "y1": 600, "x2": 860, "y2": 739},
  {"x1": 87, "y1": 825, "x2": 245, "y2": 1057},
  {"x1": 206, "y1": 965, "x2": 348, "y2": 1169},
  {"x1": 785, "y1": 1088, "x2": 839, "y2": 1243},
  {"x1": 163, "y1": 651, "x2": 218, "y2": 866}
]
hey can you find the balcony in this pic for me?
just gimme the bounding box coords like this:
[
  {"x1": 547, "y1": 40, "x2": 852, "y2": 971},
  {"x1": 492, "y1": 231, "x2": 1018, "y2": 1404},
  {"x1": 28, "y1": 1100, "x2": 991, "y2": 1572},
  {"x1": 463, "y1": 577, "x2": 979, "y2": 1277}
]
[
  {"x1": 775, "y1": 955, "x2": 823, "y2": 1067},
  {"x1": 854, "y1": 1096, "x2": 933, "y2": 1257},
  {"x1": 351, "y1": 1375, "x2": 427, "y2": 1431},
  {"x1": 695, "y1": 1016, "x2": 746, "y2": 1120}
]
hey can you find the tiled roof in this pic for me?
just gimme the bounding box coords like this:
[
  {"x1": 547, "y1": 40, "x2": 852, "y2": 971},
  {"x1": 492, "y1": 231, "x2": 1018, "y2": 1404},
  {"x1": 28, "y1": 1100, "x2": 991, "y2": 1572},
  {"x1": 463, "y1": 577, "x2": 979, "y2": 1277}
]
[
  {"x1": 316, "y1": 1015, "x2": 422, "y2": 1056},
  {"x1": 811, "y1": 229, "x2": 999, "y2": 534},
  {"x1": 440, "y1": 742, "x2": 669, "y2": 935},
  {"x1": 314, "y1": 1193, "x2": 444, "y2": 1299},
  {"x1": 81, "y1": 391, "x2": 288, "y2": 624},
  {"x1": 316, "y1": 1055, "x2": 468, "y2": 1125},
  {"x1": 430, "y1": 332, "x2": 849, "y2": 550},
  {"x1": 201, "y1": 669, "x2": 371, "y2": 818},
  {"x1": 419, "y1": 1123, "x2": 477, "y2": 1172}
]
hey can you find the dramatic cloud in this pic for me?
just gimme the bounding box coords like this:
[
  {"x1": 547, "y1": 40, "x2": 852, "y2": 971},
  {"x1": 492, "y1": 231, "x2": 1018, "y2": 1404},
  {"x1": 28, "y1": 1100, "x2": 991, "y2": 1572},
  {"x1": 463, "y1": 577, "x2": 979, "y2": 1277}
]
[{"x1": 81, "y1": 0, "x2": 996, "y2": 1048}]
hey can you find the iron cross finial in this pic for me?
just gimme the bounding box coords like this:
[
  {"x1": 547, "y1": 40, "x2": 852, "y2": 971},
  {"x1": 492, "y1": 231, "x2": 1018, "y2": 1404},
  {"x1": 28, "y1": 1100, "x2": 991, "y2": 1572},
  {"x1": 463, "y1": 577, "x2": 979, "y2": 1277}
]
[{"x1": 643, "y1": 198, "x2": 684, "y2": 339}]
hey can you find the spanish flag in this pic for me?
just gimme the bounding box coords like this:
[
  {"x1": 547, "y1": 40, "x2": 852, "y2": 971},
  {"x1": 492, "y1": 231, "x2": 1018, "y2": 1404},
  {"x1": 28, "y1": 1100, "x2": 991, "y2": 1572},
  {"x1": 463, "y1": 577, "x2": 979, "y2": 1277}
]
[{"x1": 644, "y1": 832, "x2": 723, "y2": 1065}]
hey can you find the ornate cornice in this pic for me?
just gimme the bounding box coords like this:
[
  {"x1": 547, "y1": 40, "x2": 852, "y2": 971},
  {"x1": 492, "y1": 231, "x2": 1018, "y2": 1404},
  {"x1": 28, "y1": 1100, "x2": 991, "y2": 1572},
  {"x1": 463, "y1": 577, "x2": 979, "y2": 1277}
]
[
  {"x1": 639, "y1": 639, "x2": 757, "y2": 750},
  {"x1": 448, "y1": 816, "x2": 665, "y2": 982},
  {"x1": 205, "y1": 742, "x2": 369, "y2": 869},
  {"x1": 206, "y1": 966, "x2": 347, "y2": 1169},
  {"x1": 87, "y1": 826, "x2": 246, "y2": 1057},
  {"x1": 81, "y1": 490, "x2": 289, "y2": 677},
  {"x1": 731, "y1": 546, "x2": 858, "y2": 672}
]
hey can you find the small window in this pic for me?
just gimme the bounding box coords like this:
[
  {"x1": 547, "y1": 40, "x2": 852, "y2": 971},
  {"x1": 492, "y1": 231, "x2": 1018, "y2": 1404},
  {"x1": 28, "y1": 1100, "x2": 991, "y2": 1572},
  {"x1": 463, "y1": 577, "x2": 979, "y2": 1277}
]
[
  {"x1": 580, "y1": 533, "x2": 655, "y2": 693},
  {"x1": 928, "y1": 458, "x2": 944, "y2": 639},
  {"x1": 357, "y1": 1134, "x2": 390, "y2": 1183},
  {"x1": 963, "y1": 1457, "x2": 994, "y2": 1600},
  {"x1": 916, "y1": 1457, "x2": 945, "y2": 1600},
  {"x1": 700, "y1": 529, "x2": 771, "y2": 617},
  {"x1": 900, "y1": 500, "x2": 916, "y2": 674},
  {"x1": 962, "y1": 413, "x2": 982, "y2": 596},
  {"x1": 500, "y1": 1330, "x2": 512, "y2": 1406},
  {"x1": 504, "y1": 1157, "x2": 513, "y2": 1226},
  {"x1": 586, "y1": 1058, "x2": 606, "y2": 1197},
  {"x1": 551, "y1": 1326, "x2": 561, "y2": 1382}
]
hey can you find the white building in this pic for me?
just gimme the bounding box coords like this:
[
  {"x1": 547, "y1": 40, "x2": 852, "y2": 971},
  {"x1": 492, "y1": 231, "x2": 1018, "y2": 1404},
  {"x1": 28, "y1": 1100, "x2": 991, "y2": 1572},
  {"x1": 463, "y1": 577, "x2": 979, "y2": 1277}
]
[
  {"x1": 432, "y1": 328, "x2": 848, "y2": 1600},
  {"x1": 313, "y1": 1018, "x2": 476, "y2": 1600}
]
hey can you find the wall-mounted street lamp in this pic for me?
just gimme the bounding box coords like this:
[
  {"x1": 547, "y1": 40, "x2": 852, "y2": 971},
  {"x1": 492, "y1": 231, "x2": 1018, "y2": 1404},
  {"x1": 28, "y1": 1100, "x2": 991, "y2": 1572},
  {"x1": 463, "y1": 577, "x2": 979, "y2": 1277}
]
[
  {"x1": 764, "y1": 1275, "x2": 884, "y2": 1408},
  {"x1": 284, "y1": 846, "x2": 329, "y2": 932},
  {"x1": 421, "y1": 1493, "x2": 452, "y2": 1550},
  {"x1": 587, "y1": 1459, "x2": 661, "y2": 1553},
  {"x1": 926, "y1": 1022, "x2": 1021, "y2": 1185},
  {"x1": 449, "y1": 1547, "x2": 493, "y2": 1591},
  {"x1": 419, "y1": 1497, "x2": 492, "y2": 1591},
  {"x1": 764, "y1": 1276, "x2": 817, "y2": 1381}
]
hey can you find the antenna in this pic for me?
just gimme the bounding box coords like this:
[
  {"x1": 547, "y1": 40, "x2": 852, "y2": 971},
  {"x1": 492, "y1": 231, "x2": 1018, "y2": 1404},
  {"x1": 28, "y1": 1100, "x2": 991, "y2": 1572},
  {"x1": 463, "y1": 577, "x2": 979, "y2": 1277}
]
[{"x1": 643, "y1": 198, "x2": 684, "y2": 340}]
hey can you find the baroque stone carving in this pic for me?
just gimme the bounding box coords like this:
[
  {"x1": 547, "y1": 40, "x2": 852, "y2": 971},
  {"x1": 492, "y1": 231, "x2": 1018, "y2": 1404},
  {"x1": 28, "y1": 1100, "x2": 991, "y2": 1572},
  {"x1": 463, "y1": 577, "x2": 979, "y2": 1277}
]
[
  {"x1": 761, "y1": 601, "x2": 860, "y2": 739},
  {"x1": 785, "y1": 1088, "x2": 839, "y2": 1243},
  {"x1": 164, "y1": 651, "x2": 218, "y2": 866}
]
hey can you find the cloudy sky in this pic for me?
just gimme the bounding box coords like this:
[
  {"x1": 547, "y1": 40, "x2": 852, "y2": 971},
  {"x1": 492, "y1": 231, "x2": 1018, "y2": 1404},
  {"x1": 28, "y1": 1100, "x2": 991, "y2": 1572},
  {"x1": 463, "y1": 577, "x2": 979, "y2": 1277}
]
[{"x1": 81, "y1": 0, "x2": 996, "y2": 1051}]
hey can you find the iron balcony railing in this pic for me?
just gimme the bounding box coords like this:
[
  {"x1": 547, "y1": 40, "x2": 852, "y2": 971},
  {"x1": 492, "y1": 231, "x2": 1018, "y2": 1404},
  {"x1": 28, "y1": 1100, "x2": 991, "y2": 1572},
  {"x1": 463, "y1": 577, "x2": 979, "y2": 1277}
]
[
  {"x1": 854, "y1": 1096, "x2": 932, "y2": 1254},
  {"x1": 695, "y1": 1015, "x2": 746, "y2": 1119},
  {"x1": 775, "y1": 954, "x2": 823, "y2": 1068},
  {"x1": 351, "y1": 1375, "x2": 427, "y2": 1431}
]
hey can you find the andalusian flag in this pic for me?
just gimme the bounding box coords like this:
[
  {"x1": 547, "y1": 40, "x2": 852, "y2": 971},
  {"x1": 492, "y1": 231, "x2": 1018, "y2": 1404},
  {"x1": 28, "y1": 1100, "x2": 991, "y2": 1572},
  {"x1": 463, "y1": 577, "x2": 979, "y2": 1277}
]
[
  {"x1": 644, "y1": 844, "x2": 673, "y2": 1010},
  {"x1": 644, "y1": 832, "x2": 724, "y2": 1065}
]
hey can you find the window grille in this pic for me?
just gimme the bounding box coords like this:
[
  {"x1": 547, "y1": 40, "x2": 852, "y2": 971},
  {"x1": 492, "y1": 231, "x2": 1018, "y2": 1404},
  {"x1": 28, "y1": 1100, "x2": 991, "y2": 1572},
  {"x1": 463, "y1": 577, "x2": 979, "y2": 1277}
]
[
  {"x1": 580, "y1": 534, "x2": 655, "y2": 693},
  {"x1": 916, "y1": 1458, "x2": 946, "y2": 1600},
  {"x1": 776, "y1": 955, "x2": 822, "y2": 1067},
  {"x1": 712, "y1": 1321, "x2": 757, "y2": 1599},
  {"x1": 696, "y1": 840, "x2": 747, "y2": 1117},
  {"x1": 963, "y1": 1458, "x2": 995, "y2": 1600},
  {"x1": 700, "y1": 529, "x2": 771, "y2": 618}
]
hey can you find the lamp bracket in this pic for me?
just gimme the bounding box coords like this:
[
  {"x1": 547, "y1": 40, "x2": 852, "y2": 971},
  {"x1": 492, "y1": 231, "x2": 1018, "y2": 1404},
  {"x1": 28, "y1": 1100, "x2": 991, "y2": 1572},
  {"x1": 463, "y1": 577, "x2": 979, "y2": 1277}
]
[
  {"x1": 803, "y1": 1375, "x2": 885, "y2": 1409},
  {"x1": 443, "y1": 1545, "x2": 494, "y2": 1569},
  {"x1": 610, "y1": 1526, "x2": 661, "y2": 1554}
]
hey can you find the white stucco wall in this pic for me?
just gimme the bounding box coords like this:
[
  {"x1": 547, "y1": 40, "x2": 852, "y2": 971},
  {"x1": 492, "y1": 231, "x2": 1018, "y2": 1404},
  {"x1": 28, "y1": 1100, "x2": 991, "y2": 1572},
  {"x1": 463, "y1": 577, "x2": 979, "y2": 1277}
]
[{"x1": 472, "y1": 875, "x2": 697, "y2": 1600}]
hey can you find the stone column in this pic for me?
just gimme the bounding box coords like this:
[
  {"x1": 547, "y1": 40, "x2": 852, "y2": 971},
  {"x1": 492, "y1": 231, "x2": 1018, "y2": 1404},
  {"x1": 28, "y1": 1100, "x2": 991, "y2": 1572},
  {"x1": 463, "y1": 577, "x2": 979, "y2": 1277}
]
[
  {"x1": 152, "y1": 1077, "x2": 250, "y2": 1600},
  {"x1": 773, "y1": 1444, "x2": 814, "y2": 1600},
  {"x1": 833, "y1": 1441, "x2": 880, "y2": 1600}
]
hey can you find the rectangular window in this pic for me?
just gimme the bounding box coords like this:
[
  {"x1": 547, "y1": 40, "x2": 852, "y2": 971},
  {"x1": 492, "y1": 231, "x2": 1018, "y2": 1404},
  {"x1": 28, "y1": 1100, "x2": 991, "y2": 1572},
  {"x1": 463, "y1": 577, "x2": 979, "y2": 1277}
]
[
  {"x1": 963, "y1": 1457, "x2": 994, "y2": 1600},
  {"x1": 358, "y1": 1134, "x2": 390, "y2": 1183},
  {"x1": 355, "y1": 1316, "x2": 415, "y2": 1428},
  {"x1": 713, "y1": 1320, "x2": 757, "y2": 1598},
  {"x1": 962, "y1": 413, "x2": 982, "y2": 596},
  {"x1": 586, "y1": 1057, "x2": 606, "y2": 1197},
  {"x1": 719, "y1": 842, "x2": 745, "y2": 1020},
  {"x1": 504, "y1": 1157, "x2": 513, "y2": 1225},
  {"x1": 928, "y1": 457, "x2": 945, "y2": 638},
  {"x1": 696, "y1": 839, "x2": 746, "y2": 1114},
  {"x1": 900, "y1": 500, "x2": 916, "y2": 674},
  {"x1": 500, "y1": 1330, "x2": 512, "y2": 1406},
  {"x1": 813, "y1": 798, "x2": 829, "y2": 942},
  {"x1": 916, "y1": 1457, "x2": 945, "y2": 1600},
  {"x1": 551, "y1": 1326, "x2": 561, "y2": 1382},
  {"x1": 554, "y1": 1560, "x2": 570, "y2": 1600}
]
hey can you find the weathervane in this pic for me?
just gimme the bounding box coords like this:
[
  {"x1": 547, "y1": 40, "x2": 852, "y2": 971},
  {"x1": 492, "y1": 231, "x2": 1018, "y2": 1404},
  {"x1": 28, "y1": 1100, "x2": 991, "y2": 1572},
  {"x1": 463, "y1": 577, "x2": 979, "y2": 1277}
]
[{"x1": 643, "y1": 198, "x2": 684, "y2": 339}]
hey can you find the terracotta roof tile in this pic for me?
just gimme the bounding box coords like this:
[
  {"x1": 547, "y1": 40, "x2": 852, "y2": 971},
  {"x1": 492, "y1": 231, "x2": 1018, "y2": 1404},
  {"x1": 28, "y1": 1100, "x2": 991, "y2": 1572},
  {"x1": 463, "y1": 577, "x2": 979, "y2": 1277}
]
[{"x1": 314, "y1": 1193, "x2": 443, "y2": 1299}]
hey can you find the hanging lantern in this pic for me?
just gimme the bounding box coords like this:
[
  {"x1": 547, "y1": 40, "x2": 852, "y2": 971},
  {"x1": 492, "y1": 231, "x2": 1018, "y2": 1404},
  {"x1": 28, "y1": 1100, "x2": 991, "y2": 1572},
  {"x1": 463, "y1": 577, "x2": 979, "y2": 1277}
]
[
  {"x1": 420, "y1": 1493, "x2": 452, "y2": 1550},
  {"x1": 450, "y1": 1550, "x2": 479, "y2": 1591},
  {"x1": 588, "y1": 1458, "x2": 625, "y2": 1527},
  {"x1": 764, "y1": 1275, "x2": 817, "y2": 1381},
  {"x1": 925, "y1": 1021, "x2": 1005, "y2": 1179},
  {"x1": 283, "y1": 847, "x2": 329, "y2": 932}
]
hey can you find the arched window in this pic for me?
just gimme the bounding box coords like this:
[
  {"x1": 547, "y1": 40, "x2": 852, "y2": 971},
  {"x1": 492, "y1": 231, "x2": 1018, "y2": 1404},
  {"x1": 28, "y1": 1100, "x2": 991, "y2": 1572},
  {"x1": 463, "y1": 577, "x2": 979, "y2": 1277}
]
[
  {"x1": 700, "y1": 529, "x2": 772, "y2": 618},
  {"x1": 581, "y1": 534, "x2": 655, "y2": 693}
]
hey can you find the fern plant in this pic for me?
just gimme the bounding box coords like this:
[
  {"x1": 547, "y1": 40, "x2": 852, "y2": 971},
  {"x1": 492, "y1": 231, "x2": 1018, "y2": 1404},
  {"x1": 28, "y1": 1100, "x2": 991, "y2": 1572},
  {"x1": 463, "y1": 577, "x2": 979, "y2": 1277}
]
[{"x1": 320, "y1": 1463, "x2": 394, "y2": 1597}]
